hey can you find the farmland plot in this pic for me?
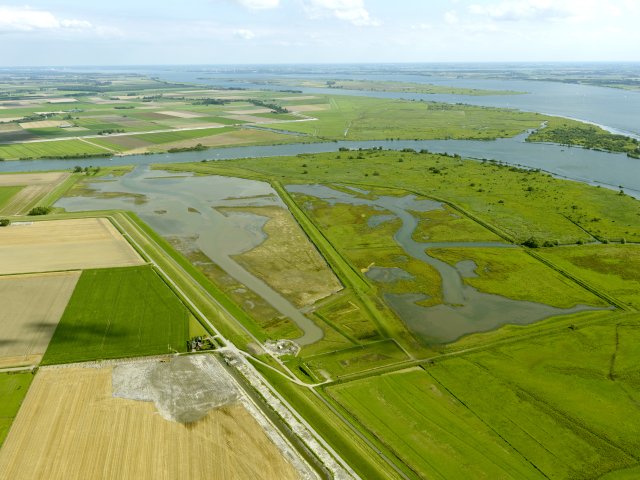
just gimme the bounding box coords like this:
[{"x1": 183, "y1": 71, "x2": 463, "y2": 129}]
[
  {"x1": 0, "y1": 364, "x2": 300, "y2": 480},
  {"x1": 0, "y1": 218, "x2": 143, "y2": 274},
  {"x1": 0, "y1": 271, "x2": 79, "y2": 367}
]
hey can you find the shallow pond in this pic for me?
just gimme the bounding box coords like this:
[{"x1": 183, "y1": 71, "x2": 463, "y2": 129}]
[{"x1": 56, "y1": 167, "x2": 323, "y2": 345}]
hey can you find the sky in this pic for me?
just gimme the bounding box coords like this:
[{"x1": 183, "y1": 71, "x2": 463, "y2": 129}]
[{"x1": 0, "y1": 0, "x2": 638, "y2": 66}]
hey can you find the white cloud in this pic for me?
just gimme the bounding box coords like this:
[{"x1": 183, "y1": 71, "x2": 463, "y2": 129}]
[
  {"x1": 234, "y1": 0, "x2": 280, "y2": 10},
  {"x1": 303, "y1": 0, "x2": 379, "y2": 26},
  {"x1": 0, "y1": 6, "x2": 93, "y2": 33},
  {"x1": 468, "y1": 0, "x2": 572, "y2": 22},
  {"x1": 234, "y1": 28, "x2": 256, "y2": 39}
]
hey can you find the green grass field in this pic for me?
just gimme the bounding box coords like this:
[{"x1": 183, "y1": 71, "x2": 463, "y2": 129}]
[
  {"x1": 538, "y1": 244, "x2": 640, "y2": 309},
  {"x1": 267, "y1": 96, "x2": 546, "y2": 141},
  {"x1": 303, "y1": 340, "x2": 408, "y2": 380},
  {"x1": 0, "y1": 186, "x2": 22, "y2": 209},
  {"x1": 135, "y1": 126, "x2": 232, "y2": 144},
  {"x1": 0, "y1": 372, "x2": 33, "y2": 447},
  {"x1": 328, "y1": 314, "x2": 640, "y2": 479},
  {"x1": 42, "y1": 265, "x2": 190, "y2": 364},
  {"x1": 428, "y1": 246, "x2": 607, "y2": 307},
  {"x1": 165, "y1": 149, "x2": 640, "y2": 244},
  {"x1": 412, "y1": 203, "x2": 506, "y2": 243},
  {"x1": 0, "y1": 139, "x2": 110, "y2": 160}
]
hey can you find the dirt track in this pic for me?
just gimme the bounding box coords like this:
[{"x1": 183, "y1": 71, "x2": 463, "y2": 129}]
[{"x1": 0, "y1": 366, "x2": 300, "y2": 480}]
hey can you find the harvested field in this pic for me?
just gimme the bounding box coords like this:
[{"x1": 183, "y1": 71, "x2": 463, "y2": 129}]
[
  {"x1": 0, "y1": 362, "x2": 301, "y2": 480},
  {"x1": 18, "y1": 120, "x2": 70, "y2": 129},
  {"x1": 278, "y1": 96, "x2": 318, "y2": 101},
  {"x1": 288, "y1": 104, "x2": 329, "y2": 112},
  {"x1": 93, "y1": 135, "x2": 153, "y2": 150},
  {"x1": 0, "y1": 272, "x2": 80, "y2": 367},
  {"x1": 157, "y1": 110, "x2": 207, "y2": 118},
  {"x1": 0, "y1": 172, "x2": 68, "y2": 187},
  {"x1": 134, "y1": 129, "x2": 291, "y2": 153},
  {"x1": 0, "y1": 218, "x2": 143, "y2": 275},
  {"x1": 45, "y1": 98, "x2": 77, "y2": 104},
  {"x1": 0, "y1": 172, "x2": 70, "y2": 216},
  {"x1": 227, "y1": 205, "x2": 342, "y2": 307},
  {"x1": 222, "y1": 114, "x2": 279, "y2": 124},
  {"x1": 225, "y1": 108, "x2": 274, "y2": 115}
]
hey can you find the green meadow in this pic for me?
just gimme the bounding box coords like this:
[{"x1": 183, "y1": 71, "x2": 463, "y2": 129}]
[
  {"x1": 328, "y1": 314, "x2": 640, "y2": 479},
  {"x1": 165, "y1": 149, "x2": 640, "y2": 244},
  {"x1": 427, "y1": 246, "x2": 606, "y2": 307},
  {"x1": 42, "y1": 265, "x2": 190, "y2": 364},
  {"x1": 0, "y1": 186, "x2": 22, "y2": 209},
  {"x1": 269, "y1": 95, "x2": 545, "y2": 140},
  {"x1": 0, "y1": 372, "x2": 33, "y2": 447},
  {"x1": 539, "y1": 244, "x2": 640, "y2": 309}
]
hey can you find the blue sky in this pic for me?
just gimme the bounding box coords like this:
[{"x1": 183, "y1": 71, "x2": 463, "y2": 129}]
[{"x1": 0, "y1": 0, "x2": 638, "y2": 65}]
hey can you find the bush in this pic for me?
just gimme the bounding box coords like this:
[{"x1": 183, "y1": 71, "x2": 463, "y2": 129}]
[
  {"x1": 522, "y1": 236, "x2": 540, "y2": 248},
  {"x1": 28, "y1": 206, "x2": 51, "y2": 216},
  {"x1": 0, "y1": 218, "x2": 10, "y2": 227}
]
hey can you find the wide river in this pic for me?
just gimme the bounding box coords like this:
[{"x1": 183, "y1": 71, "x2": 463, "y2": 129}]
[{"x1": 3, "y1": 133, "x2": 639, "y2": 198}]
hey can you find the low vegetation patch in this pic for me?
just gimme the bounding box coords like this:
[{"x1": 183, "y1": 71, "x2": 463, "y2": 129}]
[
  {"x1": 42, "y1": 265, "x2": 190, "y2": 364},
  {"x1": 0, "y1": 372, "x2": 33, "y2": 447}
]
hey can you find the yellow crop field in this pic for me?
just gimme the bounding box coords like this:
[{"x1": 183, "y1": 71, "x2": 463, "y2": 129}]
[
  {"x1": 0, "y1": 271, "x2": 80, "y2": 368},
  {"x1": 0, "y1": 172, "x2": 70, "y2": 215},
  {"x1": 0, "y1": 366, "x2": 299, "y2": 480},
  {"x1": 0, "y1": 218, "x2": 144, "y2": 274}
]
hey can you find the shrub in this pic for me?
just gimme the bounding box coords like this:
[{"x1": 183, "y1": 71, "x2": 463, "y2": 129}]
[{"x1": 28, "y1": 206, "x2": 51, "y2": 216}]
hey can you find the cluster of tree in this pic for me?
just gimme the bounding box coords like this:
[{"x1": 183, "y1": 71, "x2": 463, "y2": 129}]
[
  {"x1": 248, "y1": 99, "x2": 289, "y2": 114},
  {"x1": 114, "y1": 105, "x2": 135, "y2": 110},
  {"x1": 98, "y1": 129, "x2": 125, "y2": 135},
  {"x1": 167, "y1": 143, "x2": 208, "y2": 153},
  {"x1": 527, "y1": 124, "x2": 640, "y2": 157},
  {"x1": 73, "y1": 165, "x2": 101, "y2": 175},
  {"x1": 28, "y1": 206, "x2": 51, "y2": 216},
  {"x1": 192, "y1": 98, "x2": 228, "y2": 105}
]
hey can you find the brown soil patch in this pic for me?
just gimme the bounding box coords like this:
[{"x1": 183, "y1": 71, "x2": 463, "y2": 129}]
[
  {"x1": 0, "y1": 271, "x2": 79, "y2": 366},
  {"x1": 0, "y1": 172, "x2": 68, "y2": 187},
  {"x1": 131, "y1": 129, "x2": 288, "y2": 154},
  {"x1": 157, "y1": 110, "x2": 207, "y2": 118},
  {"x1": 18, "y1": 120, "x2": 71, "y2": 129},
  {"x1": 0, "y1": 218, "x2": 144, "y2": 275},
  {"x1": 0, "y1": 367, "x2": 299, "y2": 480},
  {"x1": 222, "y1": 114, "x2": 279, "y2": 124},
  {"x1": 228, "y1": 205, "x2": 342, "y2": 307},
  {"x1": 98, "y1": 135, "x2": 153, "y2": 149}
]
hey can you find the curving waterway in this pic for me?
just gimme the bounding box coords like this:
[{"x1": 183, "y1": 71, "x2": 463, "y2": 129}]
[
  {"x1": 2, "y1": 132, "x2": 640, "y2": 198},
  {"x1": 287, "y1": 184, "x2": 602, "y2": 344}
]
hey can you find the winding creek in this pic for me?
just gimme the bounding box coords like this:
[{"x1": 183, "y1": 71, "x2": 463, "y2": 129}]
[{"x1": 287, "y1": 184, "x2": 601, "y2": 343}]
